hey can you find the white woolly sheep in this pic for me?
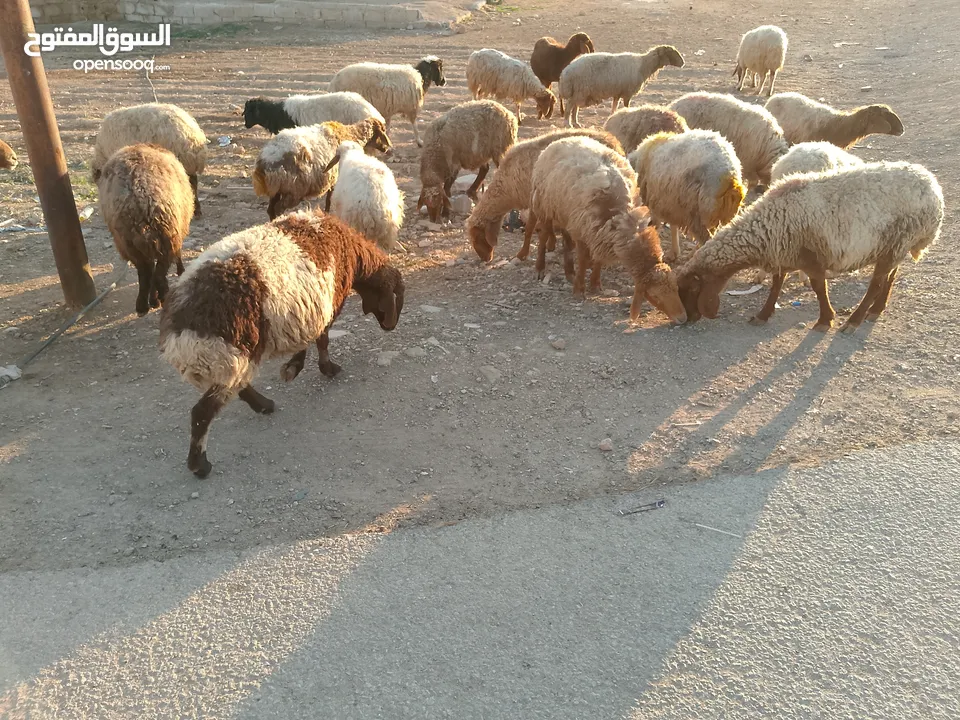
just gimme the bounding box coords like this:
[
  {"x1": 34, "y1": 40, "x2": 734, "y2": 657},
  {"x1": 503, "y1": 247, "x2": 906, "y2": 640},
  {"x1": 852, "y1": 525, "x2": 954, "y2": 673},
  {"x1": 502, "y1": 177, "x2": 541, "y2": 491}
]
[
  {"x1": 530, "y1": 32, "x2": 596, "y2": 116},
  {"x1": 669, "y1": 91, "x2": 788, "y2": 186},
  {"x1": 530, "y1": 136, "x2": 687, "y2": 324},
  {"x1": 326, "y1": 140, "x2": 405, "y2": 252},
  {"x1": 91, "y1": 103, "x2": 207, "y2": 214},
  {"x1": 733, "y1": 25, "x2": 788, "y2": 96},
  {"x1": 418, "y1": 99, "x2": 519, "y2": 223},
  {"x1": 0, "y1": 140, "x2": 18, "y2": 170},
  {"x1": 603, "y1": 104, "x2": 688, "y2": 154},
  {"x1": 160, "y1": 209, "x2": 405, "y2": 478},
  {"x1": 466, "y1": 127, "x2": 624, "y2": 262},
  {"x1": 97, "y1": 144, "x2": 194, "y2": 315},
  {"x1": 628, "y1": 129, "x2": 745, "y2": 261},
  {"x1": 328, "y1": 56, "x2": 446, "y2": 147},
  {"x1": 677, "y1": 161, "x2": 944, "y2": 333},
  {"x1": 243, "y1": 92, "x2": 386, "y2": 135},
  {"x1": 466, "y1": 48, "x2": 556, "y2": 124},
  {"x1": 765, "y1": 92, "x2": 904, "y2": 148},
  {"x1": 559, "y1": 46, "x2": 685, "y2": 128},
  {"x1": 252, "y1": 118, "x2": 391, "y2": 219}
]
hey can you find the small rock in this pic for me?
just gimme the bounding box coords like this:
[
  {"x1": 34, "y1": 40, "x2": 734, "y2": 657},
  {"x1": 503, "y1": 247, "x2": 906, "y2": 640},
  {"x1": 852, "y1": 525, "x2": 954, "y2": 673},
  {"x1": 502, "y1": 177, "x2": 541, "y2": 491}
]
[
  {"x1": 450, "y1": 194, "x2": 474, "y2": 215},
  {"x1": 420, "y1": 305, "x2": 442, "y2": 313},
  {"x1": 479, "y1": 366, "x2": 501, "y2": 384},
  {"x1": 860, "y1": 86, "x2": 872, "y2": 91},
  {"x1": 190, "y1": 491, "x2": 200, "y2": 500},
  {"x1": 451, "y1": 173, "x2": 478, "y2": 194},
  {"x1": 107, "y1": 494, "x2": 117, "y2": 506},
  {"x1": 444, "y1": 259, "x2": 456, "y2": 267},
  {"x1": 377, "y1": 351, "x2": 400, "y2": 366},
  {"x1": 551, "y1": 338, "x2": 567, "y2": 351},
  {"x1": 2, "y1": 326, "x2": 20, "y2": 337},
  {"x1": 598, "y1": 438, "x2": 614, "y2": 452},
  {"x1": 600, "y1": 288, "x2": 620, "y2": 298},
  {"x1": 418, "y1": 220, "x2": 443, "y2": 232},
  {"x1": 802, "y1": 53, "x2": 813, "y2": 61},
  {"x1": 328, "y1": 329, "x2": 350, "y2": 339},
  {"x1": 418, "y1": 239, "x2": 433, "y2": 248},
  {"x1": 102, "y1": 241, "x2": 113, "y2": 249},
  {"x1": 510, "y1": 258, "x2": 521, "y2": 266},
  {"x1": 464, "y1": 323, "x2": 481, "y2": 329},
  {"x1": 404, "y1": 346, "x2": 427, "y2": 358}
]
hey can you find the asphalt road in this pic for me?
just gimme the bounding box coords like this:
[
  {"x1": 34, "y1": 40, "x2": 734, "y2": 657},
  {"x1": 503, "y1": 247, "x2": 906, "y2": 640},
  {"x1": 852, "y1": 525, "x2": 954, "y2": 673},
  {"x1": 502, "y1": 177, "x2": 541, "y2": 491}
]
[{"x1": 2, "y1": 441, "x2": 958, "y2": 719}]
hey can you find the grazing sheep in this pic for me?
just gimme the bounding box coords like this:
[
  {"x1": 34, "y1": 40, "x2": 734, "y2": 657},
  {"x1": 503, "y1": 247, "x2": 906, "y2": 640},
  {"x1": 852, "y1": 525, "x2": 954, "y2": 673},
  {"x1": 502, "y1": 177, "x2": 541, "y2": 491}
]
[
  {"x1": 530, "y1": 136, "x2": 687, "y2": 324},
  {"x1": 733, "y1": 25, "x2": 788, "y2": 96},
  {"x1": 559, "y1": 46, "x2": 685, "y2": 128},
  {"x1": 669, "y1": 91, "x2": 788, "y2": 186},
  {"x1": 466, "y1": 127, "x2": 623, "y2": 262},
  {"x1": 770, "y1": 141, "x2": 864, "y2": 183},
  {"x1": 252, "y1": 118, "x2": 391, "y2": 219},
  {"x1": 0, "y1": 140, "x2": 18, "y2": 169},
  {"x1": 765, "y1": 92, "x2": 904, "y2": 148},
  {"x1": 328, "y1": 56, "x2": 446, "y2": 147},
  {"x1": 530, "y1": 32, "x2": 596, "y2": 116},
  {"x1": 91, "y1": 103, "x2": 207, "y2": 214},
  {"x1": 242, "y1": 92, "x2": 385, "y2": 135},
  {"x1": 677, "y1": 161, "x2": 943, "y2": 333},
  {"x1": 466, "y1": 49, "x2": 556, "y2": 124},
  {"x1": 628, "y1": 129, "x2": 745, "y2": 261},
  {"x1": 418, "y1": 100, "x2": 518, "y2": 223},
  {"x1": 604, "y1": 104, "x2": 688, "y2": 154},
  {"x1": 97, "y1": 144, "x2": 194, "y2": 315},
  {"x1": 160, "y1": 209, "x2": 405, "y2": 478},
  {"x1": 326, "y1": 140, "x2": 405, "y2": 252}
]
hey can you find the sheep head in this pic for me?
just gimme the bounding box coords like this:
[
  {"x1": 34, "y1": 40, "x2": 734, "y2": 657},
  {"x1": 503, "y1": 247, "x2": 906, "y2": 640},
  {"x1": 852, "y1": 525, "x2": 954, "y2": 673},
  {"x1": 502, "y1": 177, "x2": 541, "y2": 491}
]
[
  {"x1": 567, "y1": 32, "x2": 594, "y2": 54},
  {"x1": 363, "y1": 118, "x2": 392, "y2": 154},
  {"x1": 0, "y1": 140, "x2": 18, "y2": 170},
  {"x1": 418, "y1": 185, "x2": 450, "y2": 223},
  {"x1": 629, "y1": 224, "x2": 686, "y2": 324},
  {"x1": 468, "y1": 217, "x2": 499, "y2": 261},
  {"x1": 416, "y1": 56, "x2": 446, "y2": 89},
  {"x1": 536, "y1": 91, "x2": 556, "y2": 120},
  {"x1": 656, "y1": 45, "x2": 685, "y2": 69},
  {"x1": 355, "y1": 265, "x2": 405, "y2": 331},
  {"x1": 676, "y1": 265, "x2": 724, "y2": 322},
  {"x1": 732, "y1": 63, "x2": 747, "y2": 86},
  {"x1": 243, "y1": 97, "x2": 267, "y2": 129},
  {"x1": 861, "y1": 105, "x2": 904, "y2": 138}
]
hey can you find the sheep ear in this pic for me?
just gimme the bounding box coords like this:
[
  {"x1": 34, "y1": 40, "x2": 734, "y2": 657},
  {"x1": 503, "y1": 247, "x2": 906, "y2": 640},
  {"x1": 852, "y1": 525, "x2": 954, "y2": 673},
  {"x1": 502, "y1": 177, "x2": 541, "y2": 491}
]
[{"x1": 325, "y1": 155, "x2": 341, "y2": 173}]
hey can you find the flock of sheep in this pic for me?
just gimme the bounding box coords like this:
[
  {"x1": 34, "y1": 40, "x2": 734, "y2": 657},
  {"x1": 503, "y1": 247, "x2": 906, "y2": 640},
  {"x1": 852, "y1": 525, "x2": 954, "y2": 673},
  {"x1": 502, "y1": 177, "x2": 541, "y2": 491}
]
[{"x1": 0, "y1": 23, "x2": 946, "y2": 477}]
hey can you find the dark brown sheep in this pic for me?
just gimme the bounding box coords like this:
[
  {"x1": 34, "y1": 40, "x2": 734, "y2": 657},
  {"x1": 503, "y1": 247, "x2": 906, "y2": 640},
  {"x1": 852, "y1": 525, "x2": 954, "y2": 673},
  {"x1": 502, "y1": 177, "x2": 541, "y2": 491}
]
[{"x1": 530, "y1": 32, "x2": 595, "y2": 116}]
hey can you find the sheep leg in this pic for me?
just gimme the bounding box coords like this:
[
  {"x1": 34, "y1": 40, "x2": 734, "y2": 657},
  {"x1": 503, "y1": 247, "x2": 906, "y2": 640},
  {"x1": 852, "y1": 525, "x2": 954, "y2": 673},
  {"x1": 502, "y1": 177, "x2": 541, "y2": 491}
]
[
  {"x1": 151, "y1": 257, "x2": 172, "y2": 308},
  {"x1": 808, "y1": 275, "x2": 836, "y2": 332},
  {"x1": 667, "y1": 226, "x2": 681, "y2": 262},
  {"x1": 588, "y1": 263, "x2": 603, "y2": 293},
  {"x1": 536, "y1": 218, "x2": 553, "y2": 280},
  {"x1": 560, "y1": 231, "x2": 576, "y2": 283},
  {"x1": 134, "y1": 260, "x2": 154, "y2": 316},
  {"x1": 316, "y1": 331, "x2": 342, "y2": 377},
  {"x1": 736, "y1": 71, "x2": 747, "y2": 92},
  {"x1": 280, "y1": 349, "x2": 308, "y2": 382},
  {"x1": 409, "y1": 114, "x2": 422, "y2": 148},
  {"x1": 189, "y1": 174, "x2": 201, "y2": 216},
  {"x1": 516, "y1": 100, "x2": 524, "y2": 125},
  {"x1": 239, "y1": 384, "x2": 276, "y2": 414},
  {"x1": 466, "y1": 164, "x2": 489, "y2": 200},
  {"x1": 841, "y1": 259, "x2": 894, "y2": 333},
  {"x1": 546, "y1": 233, "x2": 557, "y2": 253},
  {"x1": 768, "y1": 69, "x2": 779, "y2": 96},
  {"x1": 866, "y1": 267, "x2": 898, "y2": 322},
  {"x1": 749, "y1": 272, "x2": 786, "y2": 325},
  {"x1": 558, "y1": 95, "x2": 565, "y2": 116},
  {"x1": 517, "y1": 209, "x2": 537, "y2": 260},
  {"x1": 573, "y1": 240, "x2": 590, "y2": 298},
  {"x1": 187, "y1": 386, "x2": 229, "y2": 479},
  {"x1": 611, "y1": 97, "x2": 618, "y2": 115},
  {"x1": 756, "y1": 72, "x2": 768, "y2": 96},
  {"x1": 176, "y1": 253, "x2": 185, "y2": 276}
]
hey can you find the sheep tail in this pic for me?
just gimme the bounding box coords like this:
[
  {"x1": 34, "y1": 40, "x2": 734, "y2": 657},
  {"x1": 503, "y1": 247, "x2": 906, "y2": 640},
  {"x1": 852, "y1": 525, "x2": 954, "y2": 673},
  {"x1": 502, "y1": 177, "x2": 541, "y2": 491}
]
[
  {"x1": 712, "y1": 174, "x2": 746, "y2": 227},
  {"x1": 252, "y1": 167, "x2": 268, "y2": 197}
]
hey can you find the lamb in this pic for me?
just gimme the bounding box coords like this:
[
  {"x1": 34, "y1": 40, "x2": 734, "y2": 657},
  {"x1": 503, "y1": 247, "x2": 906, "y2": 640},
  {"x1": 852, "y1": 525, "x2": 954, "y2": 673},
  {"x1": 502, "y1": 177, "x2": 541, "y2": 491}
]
[
  {"x1": 252, "y1": 117, "x2": 391, "y2": 219},
  {"x1": 160, "y1": 209, "x2": 405, "y2": 478},
  {"x1": 733, "y1": 25, "x2": 788, "y2": 96},
  {"x1": 0, "y1": 140, "x2": 18, "y2": 169},
  {"x1": 466, "y1": 49, "x2": 556, "y2": 124},
  {"x1": 328, "y1": 56, "x2": 445, "y2": 147},
  {"x1": 326, "y1": 140, "x2": 405, "y2": 252},
  {"x1": 628, "y1": 129, "x2": 745, "y2": 261},
  {"x1": 418, "y1": 99, "x2": 518, "y2": 223},
  {"x1": 765, "y1": 92, "x2": 904, "y2": 148},
  {"x1": 97, "y1": 144, "x2": 194, "y2": 315},
  {"x1": 603, "y1": 104, "x2": 688, "y2": 154},
  {"x1": 529, "y1": 136, "x2": 687, "y2": 324},
  {"x1": 676, "y1": 161, "x2": 943, "y2": 334},
  {"x1": 242, "y1": 92, "x2": 385, "y2": 135},
  {"x1": 558, "y1": 46, "x2": 685, "y2": 128},
  {"x1": 91, "y1": 103, "x2": 207, "y2": 214},
  {"x1": 669, "y1": 91, "x2": 788, "y2": 186},
  {"x1": 466, "y1": 128, "x2": 624, "y2": 262},
  {"x1": 530, "y1": 32, "x2": 595, "y2": 116}
]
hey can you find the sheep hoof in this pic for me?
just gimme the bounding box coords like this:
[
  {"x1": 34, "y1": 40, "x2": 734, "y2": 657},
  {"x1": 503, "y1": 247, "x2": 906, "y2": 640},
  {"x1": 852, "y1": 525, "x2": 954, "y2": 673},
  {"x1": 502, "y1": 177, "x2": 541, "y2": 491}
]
[
  {"x1": 839, "y1": 321, "x2": 859, "y2": 335},
  {"x1": 748, "y1": 315, "x2": 768, "y2": 326},
  {"x1": 865, "y1": 312, "x2": 882, "y2": 323},
  {"x1": 812, "y1": 321, "x2": 833, "y2": 333},
  {"x1": 516, "y1": 248, "x2": 529, "y2": 261},
  {"x1": 280, "y1": 362, "x2": 303, "y2": 382},
  {"x1": 319, "y1": 360, "x2": 342, "y2": 378},
  {"x1": 135, "y1": 302, "x2": 149, "y2": 317},
  {"x1": 189, "y1": 452, "x2": 212, "y2": 479},
  {"x1": 416, "y1": 140, "x2": 423, "y2": 148}
]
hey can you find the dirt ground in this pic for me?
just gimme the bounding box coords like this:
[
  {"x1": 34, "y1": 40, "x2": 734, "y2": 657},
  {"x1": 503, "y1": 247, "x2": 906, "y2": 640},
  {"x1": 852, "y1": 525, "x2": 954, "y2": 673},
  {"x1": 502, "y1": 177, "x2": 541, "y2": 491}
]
[{"x1": 0, "y1": 0, "x2": 957, "y2": 573}]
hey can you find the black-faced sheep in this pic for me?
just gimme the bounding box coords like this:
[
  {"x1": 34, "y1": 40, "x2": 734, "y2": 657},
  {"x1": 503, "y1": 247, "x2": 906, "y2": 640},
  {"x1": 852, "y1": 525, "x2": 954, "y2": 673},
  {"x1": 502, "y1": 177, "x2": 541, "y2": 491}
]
[
  {"x1": 418, "y1": 99, "x2": 519, "y2": 223},
  {"x1": 733, "y1": 25, "x2": 788, "y2": 96},
  {"x1": 677, "y1": 161, "x2": 943, "y2": 333},
  {"x1": 252, "y1": 118, "x2": 391, "y2": 219},
  {"x1": 91, "y1": 103, "x2": 207, "y2": 214},
  {"x1": 530, "y1": 32, "x2": 595, "y2": 116},
  {"x1": 97, "y1": 144, "x2": 194, "y2": 315},
  {"x1": 242, "y1": 93, "x2": 385, "y2": 135},
  {"x1": 765, "y1": 92, "x2": 904, "y2": 148},
  {"x1": 466, "y1": 127, "x2": 623, "y2": 262},
  {"x1": 160, "y1": 209, "x2": 405, "y2": 478},
  {"x1": 559, "y1": 46, "x2": 685, "y2": 128},
  {"x1": 530, "y1": 136, "x2": 687, "y2": 324},
  {"x1": 603, "y1": 104, "x2": 688, "y2": 154},
  {"x1": 0, "y1": 140, "x2": 18, "y2": 170},
  {"x1": 466, "y1": 49, "x2": 556, "y2": 124},
  {"x1": 328, "y1": 56, "x2": 445, "y2": 147}
]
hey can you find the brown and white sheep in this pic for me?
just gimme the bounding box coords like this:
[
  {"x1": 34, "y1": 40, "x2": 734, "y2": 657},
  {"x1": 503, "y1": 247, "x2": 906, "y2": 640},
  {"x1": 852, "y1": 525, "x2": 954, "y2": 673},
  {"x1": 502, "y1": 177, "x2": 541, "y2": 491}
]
[
  {"x1": 603, "y1": 104, "x2": 688, "y2": 154},
  {"x1": 97, "y1": 144, "x2": 194, "y2": 316},
  {"x1": 160, "y1": 209, "x2": 405, "y2": 478},
  {"x1": 530, "y1": 32, "x2": 596, "y2": 116},
  {"x1": 0, "y1": 140, "x2": 18, "y2": 170},
  {"x1": 252, "y1": 117, "x2": 391, "y2": 219},
  {"x1": 530, "y1": 135, "x2": 687, "y2": 324},
  {"x1": 466, "y1": 127, "x2": 623, "y2": 263},
  {"x1": 765, "y1": 92, "x2": 904, "y2": 148},
  {"x1": 418, "y1": 100, "x2": 518, "y2": 223}
]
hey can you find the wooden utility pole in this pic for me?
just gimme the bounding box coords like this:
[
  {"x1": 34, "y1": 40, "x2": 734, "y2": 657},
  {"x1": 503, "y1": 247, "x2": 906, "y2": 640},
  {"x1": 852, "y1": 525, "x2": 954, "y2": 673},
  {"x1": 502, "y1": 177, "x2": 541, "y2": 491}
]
[{"x1": 0, "y1": 0, "x2": 96, "y2": 307}]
